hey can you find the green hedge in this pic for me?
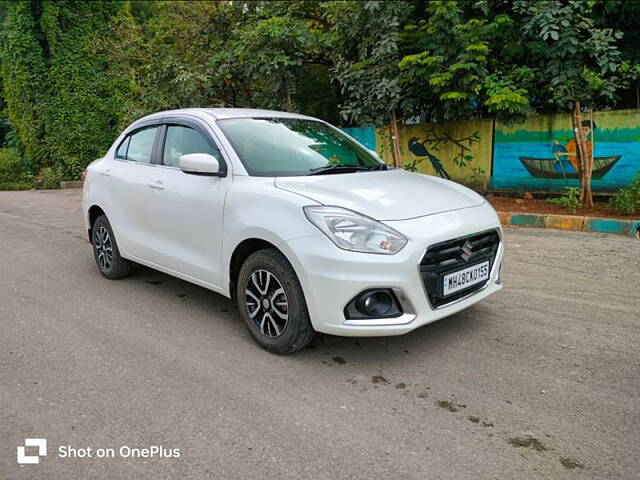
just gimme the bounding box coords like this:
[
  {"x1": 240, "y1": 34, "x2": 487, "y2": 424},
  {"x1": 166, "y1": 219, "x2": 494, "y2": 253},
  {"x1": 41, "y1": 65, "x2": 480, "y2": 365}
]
[
  {"x1": 0, "y1": 1, "x2": 48, "y2": 165},
  {"x1": 0, "y1": 148, "x2": 33, "y2": 189},
  {"x1": 0, "y1": 0, "x2": 129, "y2": 181}
]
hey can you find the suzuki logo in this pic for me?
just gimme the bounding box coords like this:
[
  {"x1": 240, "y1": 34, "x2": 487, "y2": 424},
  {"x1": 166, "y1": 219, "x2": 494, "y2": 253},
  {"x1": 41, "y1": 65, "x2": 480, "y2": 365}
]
[
  {"x1": 17, "y1": 438, "x2": 47, "y2": 464},
  {"x1": 460, "y1": 240, "x2": 473, "y2": 262}
]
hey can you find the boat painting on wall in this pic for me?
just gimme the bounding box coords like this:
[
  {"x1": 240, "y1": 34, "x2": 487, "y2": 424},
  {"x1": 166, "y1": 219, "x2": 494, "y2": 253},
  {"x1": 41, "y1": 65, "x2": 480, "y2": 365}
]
[
  {"x1": 519, "y1": 155, "x2": 621, "y2": 179},
  {"x1": 492, "y1": 109, "x2": 640, "y2": 192}
]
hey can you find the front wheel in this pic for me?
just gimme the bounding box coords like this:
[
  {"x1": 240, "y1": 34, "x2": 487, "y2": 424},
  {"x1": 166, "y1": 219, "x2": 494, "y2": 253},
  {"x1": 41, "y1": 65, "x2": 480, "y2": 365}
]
[{"x1": 237, "y1": 248, "x2": 314, "y2": 354}]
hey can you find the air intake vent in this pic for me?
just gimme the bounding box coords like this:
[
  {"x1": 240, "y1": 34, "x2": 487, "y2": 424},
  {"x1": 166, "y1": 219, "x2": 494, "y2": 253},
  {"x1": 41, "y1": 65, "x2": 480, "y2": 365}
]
[{"x1": 420, "y1": 230, "x2": 500, "y2": 307}]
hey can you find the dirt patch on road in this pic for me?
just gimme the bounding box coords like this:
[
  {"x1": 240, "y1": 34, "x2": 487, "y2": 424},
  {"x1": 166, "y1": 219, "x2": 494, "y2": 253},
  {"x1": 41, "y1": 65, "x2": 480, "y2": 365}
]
[
  {"x1": 371, "y1": 375, "x2": 389, "y2": 385},
  {"x1": 560, "y1": 457, "x2": 584, "y2": 470},
  {"x1": 436, "y1": 399, "x2": 466, "y2": 412},
  {"x1": 508, "y1": 436, "x2": 548, "y2": 451},
  {"x1": 332, "y1": 356, "x2": 346, "y2": 365}
]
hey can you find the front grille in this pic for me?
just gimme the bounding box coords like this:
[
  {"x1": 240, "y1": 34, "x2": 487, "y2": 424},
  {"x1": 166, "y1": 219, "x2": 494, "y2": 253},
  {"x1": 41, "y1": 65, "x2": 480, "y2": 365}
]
[{"x1": 420, "y1": 230, "x2": 500, "y2": 308}]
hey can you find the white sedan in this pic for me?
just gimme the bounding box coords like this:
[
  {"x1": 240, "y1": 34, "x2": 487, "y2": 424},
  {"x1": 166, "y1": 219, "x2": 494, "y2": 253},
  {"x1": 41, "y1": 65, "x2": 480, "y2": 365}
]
[{"x1": 83, "y1": 108, "x2": 503, "y2": 353}]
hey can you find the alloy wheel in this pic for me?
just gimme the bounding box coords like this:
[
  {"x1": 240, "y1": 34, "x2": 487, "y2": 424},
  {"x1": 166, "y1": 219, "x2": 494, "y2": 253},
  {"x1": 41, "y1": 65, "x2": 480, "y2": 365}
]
[
  {"x1": 94, "y1": 226, "x2": 113, "y2": 271},
  {"x1": 245, "y1": 269, "x2": 289, "y2": 338}
]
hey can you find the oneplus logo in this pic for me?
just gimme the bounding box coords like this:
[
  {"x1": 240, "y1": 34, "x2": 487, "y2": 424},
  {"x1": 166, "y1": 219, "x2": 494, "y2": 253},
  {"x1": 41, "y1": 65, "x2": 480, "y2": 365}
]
[{"x1": 17, "y1": 438, "x2": 47, "y2": 464}]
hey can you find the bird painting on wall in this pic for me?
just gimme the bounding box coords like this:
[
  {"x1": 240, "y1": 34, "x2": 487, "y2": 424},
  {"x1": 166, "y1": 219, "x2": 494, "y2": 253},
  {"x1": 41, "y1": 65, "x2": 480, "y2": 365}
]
[{"x1": 408, "y1": 137, "x2": 451, "y2": 179}]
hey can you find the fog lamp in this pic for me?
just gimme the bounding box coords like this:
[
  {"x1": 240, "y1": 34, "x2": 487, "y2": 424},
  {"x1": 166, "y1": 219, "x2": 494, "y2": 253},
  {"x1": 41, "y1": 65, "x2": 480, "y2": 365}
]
[{"x1": 344, "y1": 289, "x2": 402, "y2": 320}]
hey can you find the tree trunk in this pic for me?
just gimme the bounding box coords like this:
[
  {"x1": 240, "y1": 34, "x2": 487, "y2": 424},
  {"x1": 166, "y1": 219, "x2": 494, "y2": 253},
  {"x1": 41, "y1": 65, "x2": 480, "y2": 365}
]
[
  {"x1": 389, "y1": 110, "x2": 401, "y2": 168},
  {"x1": 569, "y1": 106, "x2": 584, "y2": 202},
  {"x1": 584, "y1": 109, "x2": 595, "y2": 208},
  {"x1": 283, "y1": 74, "x2": 292, "y2": 111},
  {"x1": 571, "y1": 101, "x2": 593, "y2": 208}
]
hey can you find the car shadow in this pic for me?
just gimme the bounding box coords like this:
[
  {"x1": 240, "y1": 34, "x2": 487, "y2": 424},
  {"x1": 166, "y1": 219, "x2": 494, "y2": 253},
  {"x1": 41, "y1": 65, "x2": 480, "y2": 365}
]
[
  {"x1": 304, "y1": 306, "x2": 487, "y2": 360},
  {"x1": 127, "y1": 262, "x2": 490, "y2": 366}
]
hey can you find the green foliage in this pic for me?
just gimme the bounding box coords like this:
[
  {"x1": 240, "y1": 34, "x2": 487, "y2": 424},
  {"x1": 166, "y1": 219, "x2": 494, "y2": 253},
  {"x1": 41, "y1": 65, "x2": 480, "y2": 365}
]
[
  {"x1": 514, "y1": 0, "x2": 625, "y2": 111},
  {"x1": 327, "y1": 0, "x2": 412, "y2": 126},
  {"x1": 0, "y1": 148, "x2": 33, "y2": 189},
  {"x1": 35, "y1": 166, "x2": 62, "y2": 189},
  {"x1": 209, "y1": 9, "x2": 323, "y2": 112},
  {"x1": 609, "y1": 173, "x2": 640, "y2": 215},
  {"x1": 1, "y1": 0, "x2": 639, "y2": 190},
  {"x1": 0, "y1": 0, "x2": 129, "y2": 179},
  {"x1": 98, "y1": 1, "x2": 340, "y2": 122},
  {"x1": 399, "y1": 1, "x2": 532, "y2": 122},
  {"x1": 0, "y1": 1, "x2": 48, "y2": 164},
  {"x1": 41, "y1": 1, "x2": 128, "y2": 174},
  {"x1": 546, "y1": 187, "x2": 581, "y2": 214}
]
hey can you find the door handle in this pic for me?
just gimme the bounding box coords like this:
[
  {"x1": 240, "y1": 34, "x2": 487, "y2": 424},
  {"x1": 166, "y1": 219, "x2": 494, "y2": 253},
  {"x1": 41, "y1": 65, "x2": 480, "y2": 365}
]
[{"x1": 147, "y1": 181, "x2": 164, "y2": 190}]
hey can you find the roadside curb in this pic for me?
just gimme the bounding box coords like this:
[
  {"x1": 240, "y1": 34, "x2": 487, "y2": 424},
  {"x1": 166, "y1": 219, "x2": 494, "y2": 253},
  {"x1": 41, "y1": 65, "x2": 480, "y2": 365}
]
[
  {"x1": 59, "y1": 181, "x2": 83, "y2": 189},
  {"x1": 497, "y1": 211, "x2": 640, "y2": 239}
]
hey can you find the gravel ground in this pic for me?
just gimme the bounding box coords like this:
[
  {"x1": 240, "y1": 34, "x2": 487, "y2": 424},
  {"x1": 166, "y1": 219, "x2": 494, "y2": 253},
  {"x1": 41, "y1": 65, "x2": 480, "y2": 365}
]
[{"x1": 1, "y1": 189, "x2": 639, "y2": 479}]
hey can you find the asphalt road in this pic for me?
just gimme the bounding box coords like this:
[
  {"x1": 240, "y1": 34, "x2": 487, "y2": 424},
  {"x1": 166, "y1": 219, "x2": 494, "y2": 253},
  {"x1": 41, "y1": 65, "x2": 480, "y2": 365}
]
[{"x1": 1, "y1": 189, "x2": 639, "y2": 480}]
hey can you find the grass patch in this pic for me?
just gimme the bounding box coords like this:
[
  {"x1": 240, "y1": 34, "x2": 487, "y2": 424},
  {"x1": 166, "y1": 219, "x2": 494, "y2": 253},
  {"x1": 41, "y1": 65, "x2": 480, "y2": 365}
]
[
  {"x1": 0, "y1": 181, "x2": 33, "y2": 191},
  {"x1": 0, "y1": 148, "x2": 35, "y2": 190}
]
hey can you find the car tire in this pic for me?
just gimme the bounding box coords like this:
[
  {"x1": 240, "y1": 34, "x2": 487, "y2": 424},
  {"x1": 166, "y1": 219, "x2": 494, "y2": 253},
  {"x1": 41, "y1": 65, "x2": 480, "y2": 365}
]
[
  {"x1": 237, "y1": 248, "x2": 315, "y2": 354},
  {"x1": 91, "y1": 215, "x2": 132, "y2": 279}
]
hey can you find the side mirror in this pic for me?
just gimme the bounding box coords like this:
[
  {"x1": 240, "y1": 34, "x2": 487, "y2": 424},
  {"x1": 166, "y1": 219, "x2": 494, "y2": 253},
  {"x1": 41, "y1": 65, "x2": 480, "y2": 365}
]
[{"x1": 179, "y1": 153, "x2": 220, "y2": 176}]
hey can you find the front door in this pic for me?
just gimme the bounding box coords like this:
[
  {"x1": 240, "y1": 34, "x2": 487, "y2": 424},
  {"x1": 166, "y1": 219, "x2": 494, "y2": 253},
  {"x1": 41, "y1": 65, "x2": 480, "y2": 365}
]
[{"x1": 145, "y1": 122, "x2": 232, "y2": 289}]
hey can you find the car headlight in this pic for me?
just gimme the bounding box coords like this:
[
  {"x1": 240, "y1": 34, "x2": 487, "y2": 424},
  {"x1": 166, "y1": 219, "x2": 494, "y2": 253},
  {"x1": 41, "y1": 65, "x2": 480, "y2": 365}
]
[{"x1": 303, "y1": 206, "x2": 408, "y2": 255}]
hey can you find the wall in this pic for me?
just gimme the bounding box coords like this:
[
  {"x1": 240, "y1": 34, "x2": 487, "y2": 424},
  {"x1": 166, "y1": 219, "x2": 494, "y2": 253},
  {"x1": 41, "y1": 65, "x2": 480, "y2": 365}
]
[
  {"x1": 342, "y1": 109, "x2": 640, "y2": 192},
  {"x1": 341, "y1": 127, "x2": 377, "y2": 152},
  {"x1": 375, "y1": 119, "x2": 493, "y2": 190},
  {"x1": 492, "y1": 109, "x2": 640, "y2": 192}
]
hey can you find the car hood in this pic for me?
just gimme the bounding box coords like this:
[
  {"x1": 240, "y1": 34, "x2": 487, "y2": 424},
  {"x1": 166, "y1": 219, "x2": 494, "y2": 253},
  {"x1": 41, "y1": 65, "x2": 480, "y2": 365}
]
[{"x1": 275, "y1": 168, "x2": 485, "y2": 221}]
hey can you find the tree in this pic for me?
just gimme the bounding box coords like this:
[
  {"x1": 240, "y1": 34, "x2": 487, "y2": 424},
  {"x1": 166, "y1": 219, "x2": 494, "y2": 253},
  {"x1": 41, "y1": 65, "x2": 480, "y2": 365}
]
[
  {"x1": 325, "y1": 0, "x2": 412, "y2": 166},
  {"x1": 95, "y1": 1, "x2": 231, "y2": 121},
  {"x1": 398, "y1": 0, "x2": 531, "y2": 123},
  {"x1": 515, "y1": 0, "x2": 626, "y2": 207},
  {"x1": 210, "y1": 13, "x2": 318, "y2": 111},
  {"x1": 209, "y1": 1, "x2": 339, "y2": 120}
]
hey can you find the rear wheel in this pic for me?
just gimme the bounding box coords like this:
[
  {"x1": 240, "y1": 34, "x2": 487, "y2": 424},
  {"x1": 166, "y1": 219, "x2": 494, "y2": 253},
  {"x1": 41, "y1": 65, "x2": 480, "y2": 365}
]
[
  {"x1": 91, "y1": 215, "x2": 132, "y2": 279},
  {"x1": 237, "y1": 248, "x2": 314, "y2": 354}
]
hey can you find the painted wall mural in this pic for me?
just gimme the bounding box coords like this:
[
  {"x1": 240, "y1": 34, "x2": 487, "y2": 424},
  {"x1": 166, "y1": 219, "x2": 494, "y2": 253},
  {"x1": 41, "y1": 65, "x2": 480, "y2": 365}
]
[
  {"x1": 492, "y1": 109, "x2": 640, "y2": 192},
  {"x1": 341, "y1": 127, "x2": 377, "y2": 152},
  {"x1": 376, "y1": 118, "x2": 493, "y2": 189}
]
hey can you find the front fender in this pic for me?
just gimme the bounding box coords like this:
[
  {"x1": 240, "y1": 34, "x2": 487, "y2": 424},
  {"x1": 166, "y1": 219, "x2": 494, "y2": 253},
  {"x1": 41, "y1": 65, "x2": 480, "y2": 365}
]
[{"x1": 222, "y1": 177, "x2": 321, "y2": 293}]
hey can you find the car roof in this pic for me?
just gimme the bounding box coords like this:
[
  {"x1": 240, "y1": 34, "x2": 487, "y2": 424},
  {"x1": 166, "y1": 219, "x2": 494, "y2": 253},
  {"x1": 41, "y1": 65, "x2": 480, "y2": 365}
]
[{"x1": 135, "y1": 108, "x2": 318, "y2": 124}]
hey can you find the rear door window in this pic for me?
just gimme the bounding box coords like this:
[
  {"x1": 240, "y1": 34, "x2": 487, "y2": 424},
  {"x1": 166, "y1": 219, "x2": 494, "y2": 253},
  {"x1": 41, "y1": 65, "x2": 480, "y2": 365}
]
[
  {"x1": 117, "y1": 126, "x2": 159, "y2": 164},
  {"x1": 115, "y1": 136, "x2": 130, "y2": 160}
]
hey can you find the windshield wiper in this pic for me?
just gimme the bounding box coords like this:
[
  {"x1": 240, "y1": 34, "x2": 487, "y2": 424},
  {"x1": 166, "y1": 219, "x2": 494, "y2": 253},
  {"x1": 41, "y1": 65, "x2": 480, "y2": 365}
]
[{"x1": 308, "y1": 164, "x2": 384, "y2": 176}]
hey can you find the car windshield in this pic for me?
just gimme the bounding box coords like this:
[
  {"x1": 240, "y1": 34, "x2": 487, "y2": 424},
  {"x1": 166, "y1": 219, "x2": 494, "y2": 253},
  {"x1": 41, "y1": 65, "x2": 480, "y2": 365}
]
[{"x1": 217, "y1": 117, "x2": 383, "y2": 176}]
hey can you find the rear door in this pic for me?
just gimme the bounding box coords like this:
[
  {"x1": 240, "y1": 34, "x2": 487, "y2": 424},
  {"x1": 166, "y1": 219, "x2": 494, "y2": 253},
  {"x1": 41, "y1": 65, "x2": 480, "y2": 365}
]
[
  {"x1": 144, "y1": 117, "x2": 232, "y2": 288},
  {"x1": 107, "y1": 123, "x2": 162, "y2": 261}
]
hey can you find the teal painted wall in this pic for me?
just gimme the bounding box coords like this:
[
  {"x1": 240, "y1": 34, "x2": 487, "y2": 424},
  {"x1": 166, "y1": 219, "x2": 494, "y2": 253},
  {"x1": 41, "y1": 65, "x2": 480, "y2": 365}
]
[
  {"x1": 341, "y1": 127, "x2": 376, "y2": 152},
  {"x1": 492, "y1": 109, "x2": 640, "y2": 192}
]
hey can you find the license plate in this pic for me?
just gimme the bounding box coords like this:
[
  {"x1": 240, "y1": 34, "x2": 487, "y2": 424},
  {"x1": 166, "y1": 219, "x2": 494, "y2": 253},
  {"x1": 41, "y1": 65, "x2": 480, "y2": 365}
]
[{"x1": 442, "y1": 261, "x2": 490, "y2": 297}]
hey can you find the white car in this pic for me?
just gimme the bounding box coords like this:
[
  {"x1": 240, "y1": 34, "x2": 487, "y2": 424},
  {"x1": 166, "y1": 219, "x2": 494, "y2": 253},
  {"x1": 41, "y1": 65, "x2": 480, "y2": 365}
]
[{"x1": 83, "y1": 108, "x2": 503, "y2": 353}]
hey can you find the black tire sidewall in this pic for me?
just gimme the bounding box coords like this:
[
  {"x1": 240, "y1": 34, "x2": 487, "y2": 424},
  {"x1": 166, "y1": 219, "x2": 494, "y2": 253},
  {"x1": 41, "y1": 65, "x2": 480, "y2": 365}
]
[
  {"x1": 92, "y1": 215, "x2": 130, "y2": 279},
  {"x1": 237, "y1": 249, "x2": 313, "y2": 353}
]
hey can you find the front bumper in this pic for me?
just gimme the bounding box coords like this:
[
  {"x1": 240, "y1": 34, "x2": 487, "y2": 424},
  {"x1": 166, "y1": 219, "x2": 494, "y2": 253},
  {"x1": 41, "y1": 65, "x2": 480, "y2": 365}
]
[{"x1": 280, "y1": 203, "x2": 504, "y2": 337}]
